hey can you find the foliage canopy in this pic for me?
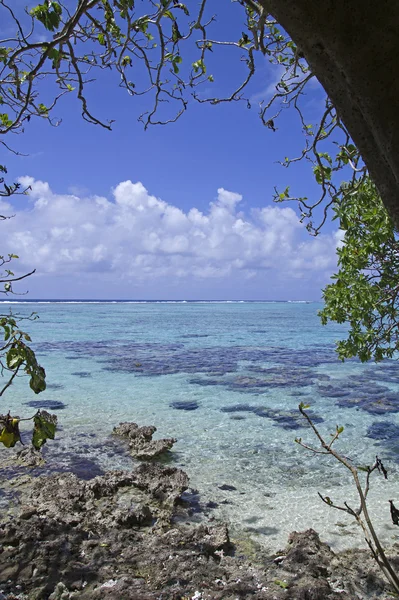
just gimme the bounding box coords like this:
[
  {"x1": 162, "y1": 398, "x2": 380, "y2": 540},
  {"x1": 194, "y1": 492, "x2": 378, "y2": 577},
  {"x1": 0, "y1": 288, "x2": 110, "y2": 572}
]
[{"x1": 320, "y1": 180, "x2": 399, "y2": 362}]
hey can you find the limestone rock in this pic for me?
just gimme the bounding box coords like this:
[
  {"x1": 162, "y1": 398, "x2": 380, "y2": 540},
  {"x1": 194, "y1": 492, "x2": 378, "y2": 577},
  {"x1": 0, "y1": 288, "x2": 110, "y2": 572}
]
[{"x1": 113, "y1": 422, "x2": 176, "y2": 459}]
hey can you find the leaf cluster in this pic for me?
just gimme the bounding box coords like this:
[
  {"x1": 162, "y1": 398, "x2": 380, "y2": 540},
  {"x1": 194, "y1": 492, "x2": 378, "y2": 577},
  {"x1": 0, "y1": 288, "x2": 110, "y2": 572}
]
[
  {"x1": 319, "y1": 178, "x2": 399, "y2": 362},
  {"x1": 0, "y1": 312, "x2": 46, "y2": 395},
  {"x1": 0, "y1": 409, "x2": 57, "y2": 449}
]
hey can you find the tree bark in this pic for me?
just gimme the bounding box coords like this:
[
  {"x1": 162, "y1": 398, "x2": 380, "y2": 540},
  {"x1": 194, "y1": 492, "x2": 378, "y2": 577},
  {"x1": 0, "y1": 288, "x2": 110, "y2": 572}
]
[{"x1": 256, "y1": 0, "x2": 399, "y2": 226}]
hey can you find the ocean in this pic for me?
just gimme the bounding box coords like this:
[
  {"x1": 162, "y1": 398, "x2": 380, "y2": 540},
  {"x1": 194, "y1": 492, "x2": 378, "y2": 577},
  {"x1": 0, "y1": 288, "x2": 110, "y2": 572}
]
[{"x1": 1, "y1": 300, "x2": 398, "y2": 551}]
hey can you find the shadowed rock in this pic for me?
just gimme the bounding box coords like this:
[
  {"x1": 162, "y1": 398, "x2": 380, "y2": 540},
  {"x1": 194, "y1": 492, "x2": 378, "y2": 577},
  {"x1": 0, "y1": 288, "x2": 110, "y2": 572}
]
[
  {"x1": 113, "y1": 422, "x2": 176, "y2": 460},
  {"x1": 0, "y1": 454, "x2": 392, "y2": 600},
  {"x1": 16, "y1": 446, "x2": 45, "y2": 467},
  {"x1": 134, "y1": 462, "x2": 189, "y2": 507}
]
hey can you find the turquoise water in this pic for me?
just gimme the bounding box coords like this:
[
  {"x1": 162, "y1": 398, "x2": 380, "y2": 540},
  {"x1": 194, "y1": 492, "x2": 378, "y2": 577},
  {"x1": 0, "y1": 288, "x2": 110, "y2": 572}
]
[{"x1": 2, "y1": 301, "x2": 399, "y2": 551}]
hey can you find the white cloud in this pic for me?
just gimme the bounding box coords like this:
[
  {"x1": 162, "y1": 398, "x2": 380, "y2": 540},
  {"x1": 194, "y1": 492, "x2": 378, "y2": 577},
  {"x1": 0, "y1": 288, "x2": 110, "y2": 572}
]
[{"x1": 0, "y1": 178, "x2": 340, "y2": 296}]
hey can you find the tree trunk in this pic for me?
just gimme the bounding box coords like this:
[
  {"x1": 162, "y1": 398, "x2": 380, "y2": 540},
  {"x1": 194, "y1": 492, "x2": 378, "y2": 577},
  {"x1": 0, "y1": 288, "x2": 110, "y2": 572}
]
[{"x1": 257, "y1": 0, "x2": 399, "y2": 226}]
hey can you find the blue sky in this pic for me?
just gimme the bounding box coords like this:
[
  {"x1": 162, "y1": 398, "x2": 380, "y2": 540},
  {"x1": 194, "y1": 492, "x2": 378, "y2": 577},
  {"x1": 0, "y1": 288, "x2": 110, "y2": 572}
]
[{"x1": 1, "y1": 1, "x2": 342, "y2": 300}]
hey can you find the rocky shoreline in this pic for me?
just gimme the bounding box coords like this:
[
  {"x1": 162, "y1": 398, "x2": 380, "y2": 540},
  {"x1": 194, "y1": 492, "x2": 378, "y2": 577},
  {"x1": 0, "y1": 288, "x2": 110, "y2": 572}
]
[{"x1": 0, "y1": 423, "x2": 397, "y2": 600}]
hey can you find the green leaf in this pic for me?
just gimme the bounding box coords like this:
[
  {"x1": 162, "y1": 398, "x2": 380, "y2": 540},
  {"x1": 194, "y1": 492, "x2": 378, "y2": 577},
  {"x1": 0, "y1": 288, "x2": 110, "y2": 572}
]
[
  {"x1": 121, "y1": 55, "x2": 132, "y2": 67},
  {"x1": 299, "y1": 402, "x2": 310, "y2": 410},
  {"x1": 174, "y1": 3, "x2": 189, "y2": 15},
  {"x1": 38, "y1": 103, "x2": 48, "y2": 115},
  {"x1": 163, "y1": 9, "x2": 175, "y2": 20},
  {"x1": 32, "y1": 410, "x2": 57, "y2": 450},
  {"x1": 30, "y1": 2, "x2": 62, "y2": 32},
  {"x1": 192, "y1": 59, "x2": 206, "y2": 74},
  {"x1": 238, "y1": 32, "x2": 251, "y2": 47},
  {"x1": 133, "y1": 17, "x2": 149, "y2": 33},
  {"x1": 47, "y1": 48, "x2": 62, "y2": 69},
  {"x1": 0, "y1": 47, "x2": 9, "y2": 65},
  {"x1": 0, "y1": 113, "x2": 13, "y2": 128},
  {"x1": 171, "y1": 54, "x2": 182, "y2": 73},
  {"x1": 6, "y1": 347, "x2": 23, "y2": 369},
  {"x1": 172, "y1": 22, "x2": 182, "y2": 43},
  {"x1": 0, "y1": 416, "x2": 20, "y2": 448},
  {"x1": 29, "y1": 365, "x2": 46, "y2": 394}
]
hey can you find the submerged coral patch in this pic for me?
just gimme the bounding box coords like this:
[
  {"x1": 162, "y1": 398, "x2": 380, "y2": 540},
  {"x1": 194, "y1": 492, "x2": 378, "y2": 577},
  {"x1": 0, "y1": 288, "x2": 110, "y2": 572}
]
[
  {"x1": 24, "y1": 399, "x2": 67, "y2": 410},
  {"x1": 367, "y1": 421, "x2": 399, "y2": 441},
  {"x1": 335, "y1": 393, "x2": 399, "y2": 415},
  {"x1": 189, "y1": 377, "x2": 221, "y2": 387},
  {"x1": 220, "y1": 404, "x2": 323, "y2": 430},
  {"x1": 247, "y1": 365, "x2": 330, "y2": 386},
  {"x1": 317, "y1": 384, "x2": 352, "y2": 398},
  {"x1": 220, "y1": 404, "x2": 256, "y2": 413},
  {"x1": 71, "y1": 371, "x2": 92, "y2": 378},
  {"x1": 190, "y1": 365, "x2": 331, "y2": 395},
  {"x1": 318, "y1": 381, "x2": 389, "y2": 399},
  {"x1": 364, "y1": 363, "x2": 399, "y2": 384},
  {"x1": 170, "y1": 401, "x2": 199, "y2": 411},
  {"x1": 317, "y1": 377, "x2": 399, "y2": 414},
  {"x1": 38, "y1": 339, "x2": 344, "y2": 378},
  {"x1": 180, "y1": 334, "x2": 210, "y2": 339},
  {"x1": 366, "y1": 421, "x2": 399, "y2": 464}
]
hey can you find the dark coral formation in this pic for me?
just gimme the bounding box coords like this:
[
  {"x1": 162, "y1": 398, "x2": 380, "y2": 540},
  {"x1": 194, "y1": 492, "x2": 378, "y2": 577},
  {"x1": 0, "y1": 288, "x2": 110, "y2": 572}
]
[
  {"x1": 24, "y1": 400, "x2": 67, "y2": 411},
  {"x1": 220, "y1": 403, "x2": 324, "y2": 430}
]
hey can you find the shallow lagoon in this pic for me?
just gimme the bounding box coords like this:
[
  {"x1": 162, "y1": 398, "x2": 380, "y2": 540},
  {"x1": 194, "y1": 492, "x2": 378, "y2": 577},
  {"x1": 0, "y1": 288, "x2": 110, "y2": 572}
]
[{"x1": 2, "y1": 300, "x2": 399, "y2": 550}]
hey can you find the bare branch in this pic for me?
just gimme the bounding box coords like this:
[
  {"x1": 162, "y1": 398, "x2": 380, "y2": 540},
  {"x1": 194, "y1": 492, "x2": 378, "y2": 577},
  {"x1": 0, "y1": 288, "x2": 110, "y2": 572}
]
[{"x1": 298, "y1": 404, "x2": 399, "y2": 594}]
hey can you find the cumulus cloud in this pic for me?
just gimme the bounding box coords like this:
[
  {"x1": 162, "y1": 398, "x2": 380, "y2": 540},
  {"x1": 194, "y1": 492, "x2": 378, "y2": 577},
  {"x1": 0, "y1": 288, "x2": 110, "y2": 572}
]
[{"x1": 0, "y1": 177, "x2": 340, "y2": 296}]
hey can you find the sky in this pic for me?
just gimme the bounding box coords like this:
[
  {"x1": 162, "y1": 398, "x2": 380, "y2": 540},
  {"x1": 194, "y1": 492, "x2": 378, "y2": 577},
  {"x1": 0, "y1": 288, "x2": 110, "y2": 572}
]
[{"x1": 1, "y1": 1, "x2": 342, "y2": 300}]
